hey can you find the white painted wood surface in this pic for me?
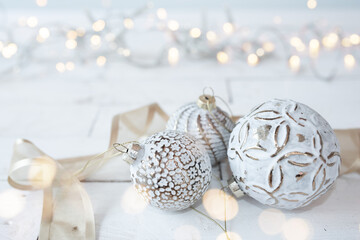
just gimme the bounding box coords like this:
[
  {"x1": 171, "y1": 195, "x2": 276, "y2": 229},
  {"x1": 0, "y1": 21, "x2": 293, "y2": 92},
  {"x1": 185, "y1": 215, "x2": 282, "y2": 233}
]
[{"x1": 0, "y1": 9, "x2": 359, "y2": 240}]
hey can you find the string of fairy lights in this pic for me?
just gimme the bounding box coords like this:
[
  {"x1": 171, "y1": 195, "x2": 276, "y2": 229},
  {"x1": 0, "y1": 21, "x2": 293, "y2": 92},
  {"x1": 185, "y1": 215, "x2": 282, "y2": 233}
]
[{"x1": 0, "y1": 0, "x2": 359, "y2": 80}]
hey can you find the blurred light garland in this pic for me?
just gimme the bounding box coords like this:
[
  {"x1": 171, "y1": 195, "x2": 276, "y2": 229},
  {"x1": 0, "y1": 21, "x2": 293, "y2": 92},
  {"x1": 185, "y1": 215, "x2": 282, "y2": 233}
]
[{"x1": 0, "y1": 3, "x2": 359, "y2": 80}]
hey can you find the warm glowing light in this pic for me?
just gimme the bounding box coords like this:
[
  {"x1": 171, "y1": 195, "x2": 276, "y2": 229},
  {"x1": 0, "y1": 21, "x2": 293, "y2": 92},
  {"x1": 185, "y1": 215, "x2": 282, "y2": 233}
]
[
  {"x1": 28, "y1": 157, "x2": 57, "y2": 189},
  {"x1": 92, "y1": 19, "x2": 106, "y2": 32},
  {"x1": 258, "y1": 208, "x2": 286, "y2": 235},
  {"x1": 322, "y1": 33, "x2": 339, "y2": 49},
  {"x1": 123, "y1": 18, "x2": 134, "y2": 29},
  {"x1": 349, "y1": 34, "x2": 360, "y2": 45},
  {"x1": 344, "y1": 54, "x2": 356, "y2": 69},
  {"x1": 307, "y1": 0, "x2": 317, "y2": 9},
  {"x1": 202, "y1": 189, "x2": 238, "y2": 221},
  {"x1": 123, "y1": 48, "x2": 131, "y2": 57},
  {"x1": 167, "y1": 20, "x2": 179, "y2": 31},
  {"x1": 56, "y1": 62, "x2": 65, "y2": 72},
  {"x1": 27, "y1": 16, "x2": 38, "y2": 28},
  {"x1": 90, "y1": 35, "x2": 101, "y2": 46},
  {"x1": 96, "y1": 56, "x2": 107, "y2": 66},
  {"x1": 256, "y1": 48, "x2": 265, "y2": 57},
  {"x1": 282, "y1": 218, "x2": 310, "y2": 240},
  {"x1": 36, "y1": 35, "x2": 45, "y2": 43},
  {"x1": 217, "y1": 51, "x2": 229, "y2": 64},
  {"x1": 223, "y1": 22, "x2": 235, "y2": 34},
  {"x1": 247, "y1": 53, "x2": 259, "y2": 66},
  {"x1": 289, "y1": 55, "x2": 301, "y2": 72},
  {"x1": 263, "y1": 42, "x2": 275, "y2": 52},
  {"x1": 168, "y1": 47, "x2": 179, "y2": 65},
  {"x1": 273, "y1": 16, "x2": 282, "y2": 24},
  {"x1": 65, "y1": 61, "x2": 75, "y2": 71},
  {"x1": 189, "y1": 28, "x2": 201, "y2": 38},
  {"x1": 2, "y1": 43, "x2": 18, "y2": 59},
  {"x1": 206, "y1": 31, "x2": 217, "y2": 42},
  {"x1": 174, "y1": 225, "x2": 201, "y2": 240},
  {"x1": 290, "y1": 37, "x2": 305, "y2": 52},
  {"x1": 39, "y1": 27, "x2": 50, "y2": 39},
  {"x1": 36, "y1": 0, "x2": 47, "y2": 7},
  {"x1": 0, "y1": 190, "x2": 26, "y2": 218},
  {"x1": 217, "y1": 232, "x2": 242, "y2": 240},
  {"x1": 341, "y1": 38, "x2": 352, "y2": 47},
  {"x1": 309, "y1": 39, "x2": 320, "y2": 58},
  {"x1": 65, "y1": 39, "x2": 77, "y2": 49},
  {"x1": 121, "y1": 186, "x2": 148, "y2": 214},
  {"x1": 156, "y1": 8, "x2": 167, "y2": 20},
  {"x1": 67, "y1": 30, "x2": 77, "y2": 40}
]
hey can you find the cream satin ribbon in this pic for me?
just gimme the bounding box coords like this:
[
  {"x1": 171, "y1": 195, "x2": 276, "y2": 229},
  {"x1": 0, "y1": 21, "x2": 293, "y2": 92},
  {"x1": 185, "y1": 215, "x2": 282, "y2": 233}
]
[{"x1": 7, "y1": 104, "x2": 359, "y2": 239}]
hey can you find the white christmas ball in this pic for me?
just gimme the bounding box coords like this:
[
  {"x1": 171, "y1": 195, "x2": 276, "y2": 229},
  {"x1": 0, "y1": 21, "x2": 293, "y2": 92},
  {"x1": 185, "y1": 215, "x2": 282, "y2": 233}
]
[
  {"x1": 130, "y1": 130, "x2": 212, "y2": 210},
  {"x1": 166, "y1": 96, "x2": 235, "y2": 166},
  {"x1": 228, "y1": 99, "x2": 341, "y2": 209}
]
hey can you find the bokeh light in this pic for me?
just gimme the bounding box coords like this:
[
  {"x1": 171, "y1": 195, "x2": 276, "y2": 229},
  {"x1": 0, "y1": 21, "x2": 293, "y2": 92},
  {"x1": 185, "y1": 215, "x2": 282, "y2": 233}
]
[
  {"x1": 223, "y1": 22, "x2": 235, "y2": 34},
  {"x1": 258, "y1": 208, "x2": 286, "y2": 235},
  {"x1": 202, "y1": 188, "x2": 238, "y2": 221},
  {"x1": 344, "y1": 54, "x2": 356, "y2": 69},
  {"x1": 123, "y1": 18, "x2": 134, "y2": 29},
  {"x1": 121, "y1": 186, "x2": 148, "y2": 214},
  {"x1": 168, "y1": 47, "x2": 179, "y2": 65},
  {"x1": 0, "y1": 190, "x2": 26, "y2": 218},
  {"x1": 247, "y1": 53, "x2": 259, "y2": 66},
  {"x1": 190, "y1": 28, "x2": 201, "y2": 38},
  {"x1": 217, "y1": 51, "x2": 229, "y2": 64},
  {"x1": 289, "y1": 55, "x2": 301, "y2": 72},
  {"x1": 282, "y1": 218, "x2": 311, "y2": 240},
  {"x1": 92, "y1": 19, "x2": 106, "y2": 32},
  {"x1": 156, "y1": 8, "x2": 167, "y2": 20}
]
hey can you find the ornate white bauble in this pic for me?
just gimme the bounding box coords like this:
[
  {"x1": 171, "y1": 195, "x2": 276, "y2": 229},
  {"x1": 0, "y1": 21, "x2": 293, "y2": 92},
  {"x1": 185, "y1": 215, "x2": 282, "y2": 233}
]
[
  {"x1": 130, "y1": 130, "x2": 212, "y2": 211},
  {"x1": 228, "y1": 99, "x2": 341, "y2": 209},
  {"x1": 166, "y1": 95, "x2": 235, "y2": 166}
]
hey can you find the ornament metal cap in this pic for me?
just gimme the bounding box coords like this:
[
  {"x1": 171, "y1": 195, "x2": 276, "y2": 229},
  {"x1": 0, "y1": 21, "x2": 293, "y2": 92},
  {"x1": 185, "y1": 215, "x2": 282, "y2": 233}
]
[
  {"x1": 227, "y1": 177, "x2": 245, "y2": 198},
  {"x1": 197, "y1": 94, "x2": 216, "y2": 111},
  {"x1": 119, "y1": 143, "x2": 141, "y2": 165}
]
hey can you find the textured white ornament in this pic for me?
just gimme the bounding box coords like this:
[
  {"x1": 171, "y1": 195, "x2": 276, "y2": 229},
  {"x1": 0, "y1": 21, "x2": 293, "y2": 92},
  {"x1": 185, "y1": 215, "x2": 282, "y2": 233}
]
[
  {"x1": 228, "y1": 99, "x2": 341, "y2": 209},
  {"x1": 130, "y1": 130, "x2": 212, "y2": 210},
  {"x1": 166, "y1": 95, "x2": 235, "y2": 165}
]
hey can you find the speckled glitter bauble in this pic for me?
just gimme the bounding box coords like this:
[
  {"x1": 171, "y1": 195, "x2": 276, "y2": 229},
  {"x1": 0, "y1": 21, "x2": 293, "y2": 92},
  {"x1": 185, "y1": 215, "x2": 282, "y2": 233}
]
[
  {"x1": 166, "y1": 95, "x2": 235, "y2": 166},
  {"x1": 227, "y1": 99, "x2": 341, "y2": 209},
  {"x1": 129, "y1": 130, "x2": 212, "y2": 211}
]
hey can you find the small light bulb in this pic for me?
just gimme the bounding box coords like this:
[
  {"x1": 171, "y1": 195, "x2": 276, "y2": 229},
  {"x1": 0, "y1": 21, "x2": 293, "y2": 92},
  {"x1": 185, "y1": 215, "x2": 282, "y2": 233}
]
[
  {"x1": 67, "y1": 30, "x2": 77, "y2": 40},
  {"x1": 123, "y1": 49, "x2": 131, "y2": 57},
  {"x1": 96, "y1": 56, "x2": 107, "y2": 66},
  {"x1": 309, "y1": 39, "x2": 320, "y2": 58},
  {"x1": 168, "y1": 47, "x2": 179, "y2": 65},
  {"x1": 156, "y1": 8, "x2": 167, "y2": 20},
  {"x1": 92, "y1": 19, "x2": 106, "y2": 32},
  {"x1": 2, "y1": 43, "x2": 18, "y2": 59},
  {"x1": 90, "y1": 35, "x2": 101, "y2": 47},
  {"x1": 247, "y1": 53, "x2": 259, "y2": 66},
  {"x1": 223, "y1": 22, "x2": 235, "y2": 34},
  {"x1": 65, "y1": 61, "x2": 75, "y2": 71},
  {"x1": 256, "y1": 48, "x2": 265, "y2": 57},
  {"x1": 123, "y1": 18, "x2": 134, "y2": 29},
  {"x1": 262, "y1": 42, "x2": 275, "y2": 52},
  {"x1": 39, "y1": 27, "x2": 50, "y2": 39},
  {"x1": 322, "y1": 33, "x2": 338, "y2": 49},
  {"x1": 36, "y1": 0, "x2": 47, "y2": 7},
  {"x1": 344, "y1": 54, "x2": 356, "y2": 69},
  {"x1": 307, "y1": 0, "x2": 317, "y2": 9},
  {"x1": 27, "y1": 16, "x2": 38, "y2": 28},
  {"x1": 56, "y1": 62, "x2": 65, "y2": 73},
  {"x1": 65, "y1": 39, "x2": 77, "y2": 49},
  {"x1": 189, "y1": 28, "x2": 201, "y2": 38},
  {"x1": 167, "y1": 20, "x2": 179, "y2": 31},
  {"x1": 289, "y1": 55, "x2": 301, "y2": 72},
  {"x1": 341, "y1": 38, "x2": 352, "y2": 47},
  {"x1": 216, "y1": 51, "x2": 229, "y2": 64},
  {"x1": 206, "y1": 31, "x2": 217, "y2": 42},
  {"x1": 349, "y1": 34, "x2": 360, "y2": 45}
]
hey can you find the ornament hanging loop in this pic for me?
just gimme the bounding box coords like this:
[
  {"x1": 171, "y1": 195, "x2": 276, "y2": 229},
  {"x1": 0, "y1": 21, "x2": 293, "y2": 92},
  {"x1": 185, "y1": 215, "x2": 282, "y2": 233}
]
[{"x1": 115, "y1": 142, "x2": 142, "y2": 165}]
